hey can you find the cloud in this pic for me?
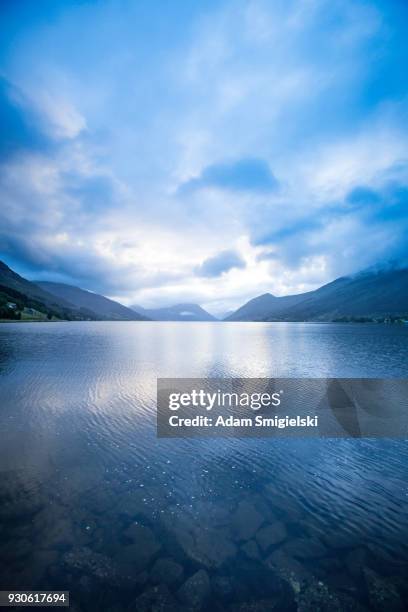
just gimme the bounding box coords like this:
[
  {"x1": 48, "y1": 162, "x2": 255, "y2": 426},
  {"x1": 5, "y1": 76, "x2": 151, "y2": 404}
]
[
  {"x1": 0, "y1": 77, "x2": 51, "y2": 159},
  {"x1": 195, "y1": 249, "x2": 246, "y2": 277},
  {"x1": 179, "y1": 158, "x2": 279, "y2": 194},
  {"x1": 1, "y1": 0, "x2": 408, "y2": 311}
]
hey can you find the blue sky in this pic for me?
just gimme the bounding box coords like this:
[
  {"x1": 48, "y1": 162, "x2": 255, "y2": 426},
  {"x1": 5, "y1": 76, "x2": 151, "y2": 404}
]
[{"x1": 1, "y1": 0, "x2": 408, "y2": 314}]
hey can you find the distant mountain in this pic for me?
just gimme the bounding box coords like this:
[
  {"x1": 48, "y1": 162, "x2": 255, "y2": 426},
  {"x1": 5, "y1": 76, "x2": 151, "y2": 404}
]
[
  {"x1": 36, "y1": 281, "x2": 148, "y2": 321},
  {"x1": 131, "y1": 303, "x2": 217, "y2": 321},
  {"x1": 226, "y1": 267, "x2": 408, "y2": 322}
]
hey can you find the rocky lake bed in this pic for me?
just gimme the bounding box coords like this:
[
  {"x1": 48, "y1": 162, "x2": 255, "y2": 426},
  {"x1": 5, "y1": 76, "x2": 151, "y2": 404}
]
[{"x1": 0, "y1": 468, "x2": 406, "y2": 612}]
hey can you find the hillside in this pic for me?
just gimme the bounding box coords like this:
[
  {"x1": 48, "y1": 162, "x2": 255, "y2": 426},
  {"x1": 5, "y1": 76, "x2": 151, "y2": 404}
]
[
  {"x1": 226, "y1": 268, "x2": 408, "y2": 322},
  {"x1": 37, "y1": 281, "x2": 148, "y2": 321},
  {"x1": 0, "y1": 261, "x2": 96, "y2": 320},
  {"x1": 225, "y1": 292, "x2": 308, "y2": 322},
  {"x1": 131, "y1": 303, "x2": 217, "y2": 321}
]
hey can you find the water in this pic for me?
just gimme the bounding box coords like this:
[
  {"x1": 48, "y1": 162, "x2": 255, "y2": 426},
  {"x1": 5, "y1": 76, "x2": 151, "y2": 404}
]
[{"x1": 0, "y1": 322, "x2": 407, "y2": 611}]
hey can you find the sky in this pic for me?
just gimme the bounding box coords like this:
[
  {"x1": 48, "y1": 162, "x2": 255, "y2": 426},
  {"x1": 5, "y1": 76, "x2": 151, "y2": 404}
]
[{"x1": 1, "y1": 0, "x2": 408, "y2": 316}]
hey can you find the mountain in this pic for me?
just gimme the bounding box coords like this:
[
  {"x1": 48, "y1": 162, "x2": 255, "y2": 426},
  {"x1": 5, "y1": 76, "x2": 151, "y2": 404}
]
[
  {"x1": 226, "y1": 267, "x2": 408, "y2": 322},
  {"x1": 0, "y1": 260, "x2": 97, "y2": 320},
  {"x1": 226, "y1": 292, "x2": 307, "y2": 322},
  {"x1": 36, "y1": 281, "x2": 148, "y2": 321},
  {"x1": 0, "y1": 260, "x2": 147, "y2": 321},
  {"x1": 131, "y1": 303, "x2": 217, "y2": 321}
]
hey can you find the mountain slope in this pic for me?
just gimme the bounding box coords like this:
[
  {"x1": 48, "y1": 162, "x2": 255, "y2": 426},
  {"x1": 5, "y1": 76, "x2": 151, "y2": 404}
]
[
  {"x1": 36, "y1": 281, "x2": 148, "y2": 321},
  {"x1": 0, "y1": 261, "x2": 105, "y2": 320},
  {"x1": 226, "y1": 268, "x2": 408, "y2": 322},
  {"x1": 0, "y1": 261, "x2": 72, "y2": 307},
  {"x1": 131, "y1": 303, "x2": 217, "y2": 321},
  {"x1": 225, "y1": 292, "x2": 307, "y2": 321}
]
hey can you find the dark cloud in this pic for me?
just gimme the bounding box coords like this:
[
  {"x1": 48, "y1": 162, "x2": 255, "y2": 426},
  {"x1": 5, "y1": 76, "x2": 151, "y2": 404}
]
[
  {"x1": 179, "y1": 158, "x2": 279, "y2": 194},
  {"x1": 195, "y1": 249, "x2": 246, "y2": 277},
  {"x1": 251, "y1": 172, "x2": 408, "y2": 271},
  {"x1": 0, "y1": 77, "x2": 51, "y2": 159}
]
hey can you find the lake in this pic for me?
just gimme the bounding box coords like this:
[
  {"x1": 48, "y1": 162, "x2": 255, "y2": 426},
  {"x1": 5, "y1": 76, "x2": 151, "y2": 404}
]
[{"x1": 0, "y1": 322, "x2": 407, "y2": 611}]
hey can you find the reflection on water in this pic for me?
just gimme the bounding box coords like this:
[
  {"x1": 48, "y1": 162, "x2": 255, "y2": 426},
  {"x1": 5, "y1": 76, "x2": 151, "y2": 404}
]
[{"x1": 0, "y1": 322, "x2": 408, "y2": 611}]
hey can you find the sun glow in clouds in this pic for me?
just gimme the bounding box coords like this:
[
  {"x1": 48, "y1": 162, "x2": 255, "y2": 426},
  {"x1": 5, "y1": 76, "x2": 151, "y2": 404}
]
[{"x1": 1, "y1": 0, "x2": 408, "y2": 314}]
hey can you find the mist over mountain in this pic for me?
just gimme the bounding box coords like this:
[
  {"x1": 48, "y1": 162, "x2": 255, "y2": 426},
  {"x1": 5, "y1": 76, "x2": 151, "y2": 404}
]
[
  {"x1": 131, "y1": 303, "x2": 217, "y2": 321},
  {"x1": 226, "y1": 266, "x2": 408, "y2": 322}
]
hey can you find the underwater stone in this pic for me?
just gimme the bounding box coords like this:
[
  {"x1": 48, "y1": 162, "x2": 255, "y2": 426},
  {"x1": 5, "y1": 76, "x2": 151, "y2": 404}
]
[
  {"x1": 178, "y1": 569, "x2": 211, "y2": 609},
  {"x1": 241, "y1": 539, "x2": 262, "y2": 560},
  {"x1": 150, "y1": 557, "x2": 184, "y2": 586},
  {"x1": 265, "y1": 548, "x2": 312, "y2": 592},
  {"x1": 0, "y1": 472, "x2": 44, "y2": 521},
  {"x1": 256, "y1": 522, "x2": 287, "y2": 551},
  {"x1": 212, "y1": 575, "x2": 236, "y2": 600},
  {"x1": 281, "y1": 537, "x2": 327, "y2": 559},
  {"x1": 296, "y1": 580, "x2": 368, "y2": 612},
  {"x1": 123, "y1": 523, "x2": 161, "y2": 566},
  {"x1": 114, "y1": 542, "x2": 159, "y2": 575},
  {"x1": 161, "y1": 505, "x2": 237, "y2": 568},
  {"x1": 40, "y1": 518, "x2": 75, "y2": 549},
  {"x1": 62, "y1": 547, "x2": 119, "y2": 584},
  {"x1": 0, "y1": 537, "x2": 32, "y2": 561},
  {"x1": 227, "y1": 599, "x2": 284, "y2": 612},
  {"x1": 129, "y1": 584, "x2": 178, "y2": 612},
  {"x1": 232, "y1": 500, "x2": 264, "y2": 541},
  {"x1": 364, "y1": 568, "x2": 404, "y2": 612}
]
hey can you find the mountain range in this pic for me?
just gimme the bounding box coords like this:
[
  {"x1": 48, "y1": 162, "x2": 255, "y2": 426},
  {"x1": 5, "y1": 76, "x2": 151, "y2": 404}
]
[
  {"x1": 0, "y1": 258, "x2": 407, "y2": 323},
  {"x1": 0, "y1": 261, "x2": 146, "y2": 321},
  {"x1": 225, "y1": 266, "x2": 408, "y2": 322}
]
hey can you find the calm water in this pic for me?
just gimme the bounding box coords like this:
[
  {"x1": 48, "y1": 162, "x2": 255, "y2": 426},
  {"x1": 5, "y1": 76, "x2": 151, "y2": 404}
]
[{"x1": 0, "y1": 322, "x2": 407, "y2": 611}]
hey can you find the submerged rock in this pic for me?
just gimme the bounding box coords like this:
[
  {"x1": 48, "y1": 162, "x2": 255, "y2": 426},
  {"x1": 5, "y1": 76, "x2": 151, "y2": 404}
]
[
  {"x1": 40, "y1": 517, "x2": 75, "y2": 550},
  {"x1": 23, "y1": 549, "x2": 59, "y2": 584},
  {"x1": 122, "y1": 523, "x2": 161, "y2": 570},
  {"x1": 0, "y1": 471, "x2": 44, "y2": 522},
  {"x1": 62, "y1": 547, "x2": 119, "y2": 584},
  {"x1": 190, "y1": 500, "x2": 232, "y2": 528},
  {"x1": 227, "y1": 599, "x2": 284, "y2": 612},
  {"x1": 212, "y1": 574, "x2": 236, "y2": 601},
  {"x1": 150, "y1": 557, "x2": 184, "y2": 586},
  {"x1": 129, "y1": 584, "x2": 177, "y2": 612},
  {"x1": 177, "y1": 569, "x2": 211, "y2": 609},
  {"x1": 161, "y1": 505, "x2": 237, "y2": 568},
  {"x1": 256, "y1": 522, "x2": 287, "y2": 552},
  {"x1": 241, "y1": 540, "x2": 262, "y2": 560},
  {"x1": 119, "y1": 488, "x2": 167, "y2": 521},
  {"x1": 265, "y1": 548, "x2": 312, "y2": 595},
  {"x1": 281, "y1": 537, "x2": 327, "y2": 560},
  {"x1": 114, "y1": 543, "x2": 158, "y2": 575},
  {"x1": 364, "y1": 567, "x2": 404, "y2": 612},
  {"x1": 0, "y1": 537, "x2": 32, "y2": 561},
  {"x1": 232, "y1": 500, "x2": 264, "y2": 541},
  {"x1": 296, "y1": 580, "x2": 367, "y2": 612}
]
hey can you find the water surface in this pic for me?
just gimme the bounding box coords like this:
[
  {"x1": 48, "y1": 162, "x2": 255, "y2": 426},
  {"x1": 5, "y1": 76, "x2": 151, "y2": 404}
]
[{"x1": 0, "y1": 322, "x2": 407, "y2": 611}]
